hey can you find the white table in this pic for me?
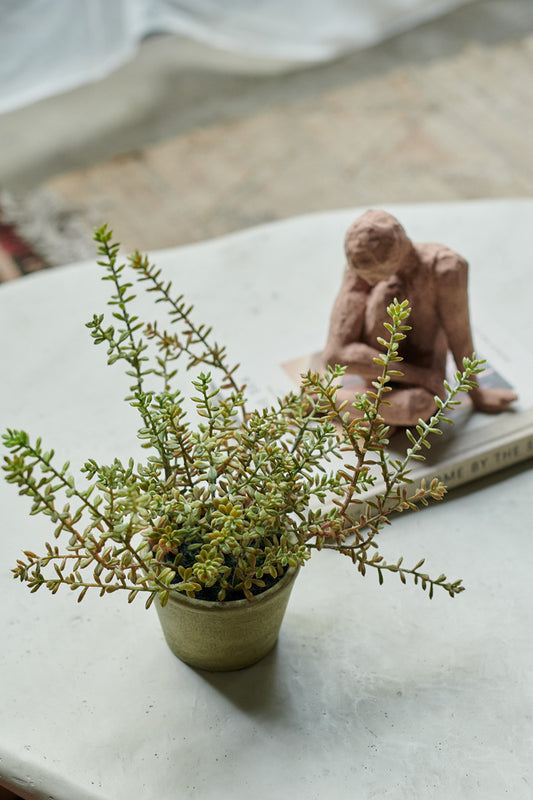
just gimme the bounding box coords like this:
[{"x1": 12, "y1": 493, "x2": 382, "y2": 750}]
[{"x1": 1, "y1": 200, "x2": 532, "y2": 800}]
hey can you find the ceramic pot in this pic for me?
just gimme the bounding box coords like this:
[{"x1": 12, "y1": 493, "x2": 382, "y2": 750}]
[{"x1": 155, "y1": 566, "x2": 299, "y2": 671}]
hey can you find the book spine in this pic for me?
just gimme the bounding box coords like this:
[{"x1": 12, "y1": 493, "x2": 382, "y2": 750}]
[
  {"x1": 418, "y1": 430, "x2": 533, "y2": 493},
  {"x1": 352, "y1": 427, "x2": 533, "y2": 518}
]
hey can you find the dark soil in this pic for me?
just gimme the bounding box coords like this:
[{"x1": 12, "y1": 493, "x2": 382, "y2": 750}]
[{"x1": 165, "y1": 549, "x2": 286, "y2": 602}]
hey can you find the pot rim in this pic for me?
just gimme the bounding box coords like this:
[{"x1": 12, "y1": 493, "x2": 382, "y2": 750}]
[{"x1": 163, "y1": 565, "x2": 299, "y2": 611}]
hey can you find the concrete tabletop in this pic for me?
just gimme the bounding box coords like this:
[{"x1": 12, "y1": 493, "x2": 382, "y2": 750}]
[{"x1": 1, "y1": 200, "x2": 532, "y2": 799}]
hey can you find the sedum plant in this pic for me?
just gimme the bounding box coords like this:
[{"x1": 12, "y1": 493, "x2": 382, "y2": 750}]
[{"x1": 3, "y1": 226, "x2": 482, "y2": 608}]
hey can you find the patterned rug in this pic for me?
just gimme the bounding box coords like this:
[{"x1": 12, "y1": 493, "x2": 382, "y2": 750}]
[
  {"x1": 0, "y1": 190, "x2": 95, "y2": 283},
  {"x1": 0, "y1": 207, "x2": 50, "y2": 282}
]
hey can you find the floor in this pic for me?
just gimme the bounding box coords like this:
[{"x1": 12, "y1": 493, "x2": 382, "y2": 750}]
[{"x1": 1, "y1": 0, "x2": 533, "y2": 260}]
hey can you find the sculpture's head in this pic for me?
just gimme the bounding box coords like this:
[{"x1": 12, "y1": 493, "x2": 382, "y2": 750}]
[{"x1": 344, "y1": 210, "x2": 412, "y2": 285}]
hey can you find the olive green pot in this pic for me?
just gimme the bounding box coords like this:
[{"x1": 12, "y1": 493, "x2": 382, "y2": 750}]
[{"x1": 155, "y1": 567, "x2": 299, "y2": 671}]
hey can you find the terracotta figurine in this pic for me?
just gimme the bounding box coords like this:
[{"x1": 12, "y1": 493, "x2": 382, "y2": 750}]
[{"x1": 322, "y1": 210, "x2": 517, "y2": 427}]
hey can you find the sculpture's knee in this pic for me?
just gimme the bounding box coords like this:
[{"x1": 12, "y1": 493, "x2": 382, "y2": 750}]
[{"x1": 406, "y1": 388, "x2": 438, "y2": 423}]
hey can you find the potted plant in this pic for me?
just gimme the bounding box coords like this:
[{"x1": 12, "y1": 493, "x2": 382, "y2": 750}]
[{"x1": 2, "y1": 226, "x2": 481, "y2": 671}]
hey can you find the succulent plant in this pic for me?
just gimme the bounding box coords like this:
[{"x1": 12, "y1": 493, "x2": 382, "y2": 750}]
[{"x1": 3, "y1": 226, "x2": 482, "y2": 607}]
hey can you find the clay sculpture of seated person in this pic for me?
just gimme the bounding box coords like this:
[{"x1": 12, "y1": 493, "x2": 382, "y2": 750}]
[{"x1": 321, "y1": 209, "x2": 517, "y2": 427}]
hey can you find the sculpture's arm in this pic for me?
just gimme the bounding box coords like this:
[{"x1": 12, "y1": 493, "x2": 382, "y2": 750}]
[
  {"x1": 322, "y1": 269, "x2": 380, "y2": 373},
  {"x1": 435, "y1": 251, "x2": 517, "y2": 412},
  {"x1": 323, "y1": 267, "x2": 444, "y2": 394}
]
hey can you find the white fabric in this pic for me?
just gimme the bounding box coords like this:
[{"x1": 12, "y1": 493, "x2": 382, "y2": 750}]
[{"x1": 0, "y1": 0, "x2": 472, "y2": 114}]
